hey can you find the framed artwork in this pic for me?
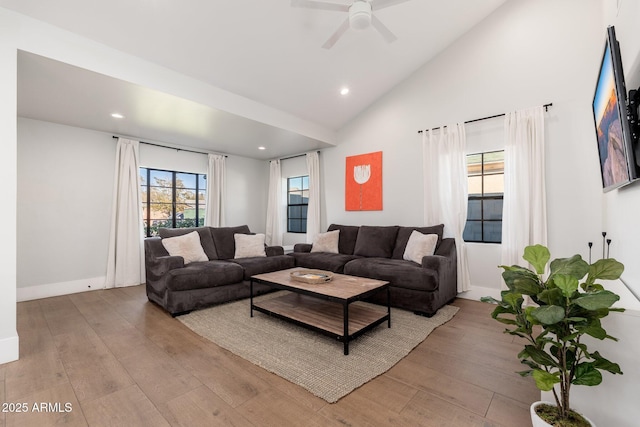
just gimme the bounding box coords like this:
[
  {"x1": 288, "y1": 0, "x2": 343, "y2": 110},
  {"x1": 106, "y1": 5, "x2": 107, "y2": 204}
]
[{"x1": 345, "y1": 151, "x2": 382, "y2": 211}]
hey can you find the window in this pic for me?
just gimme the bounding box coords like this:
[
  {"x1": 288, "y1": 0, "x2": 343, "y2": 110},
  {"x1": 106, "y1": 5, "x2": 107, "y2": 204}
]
[
  {"x1": 287, "y1": 175, "x2": 309, "y2": 233},
  {"x1": 463, "y1": 151, "x2": 504, "y2": 243},
  {"x1": 140, "y1": 168, "x2": 207, "y2": 237}
]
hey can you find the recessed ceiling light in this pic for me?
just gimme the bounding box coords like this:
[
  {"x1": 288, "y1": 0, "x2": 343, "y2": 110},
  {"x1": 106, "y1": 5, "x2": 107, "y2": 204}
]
[
  {"x1": 111, "y1": 113, "x2": 124, "y2": 119},
  {"x1": 340, "y1": 87, "x2": 350, "y2": 96},
  {"x1": 258, "y1": 146, "x2": 266, "y2": 150}
]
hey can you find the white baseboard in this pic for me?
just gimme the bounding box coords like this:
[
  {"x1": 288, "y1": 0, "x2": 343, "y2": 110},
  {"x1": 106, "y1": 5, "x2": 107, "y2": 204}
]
[
  {"x1": 17, "y1": 276, "x2": 105, "y2": 302},
  {"x1": 0, "y1": 333, "x2": 19, "y2": 364},
  {"x1": 457, "y1": 285, "x2": 501, "y2": 302}
]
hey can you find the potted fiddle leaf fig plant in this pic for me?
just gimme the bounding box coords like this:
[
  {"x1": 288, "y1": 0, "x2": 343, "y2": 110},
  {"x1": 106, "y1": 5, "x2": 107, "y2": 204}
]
[{"x1": 481, "y1": 245, "x2": 624, "y2": 427}]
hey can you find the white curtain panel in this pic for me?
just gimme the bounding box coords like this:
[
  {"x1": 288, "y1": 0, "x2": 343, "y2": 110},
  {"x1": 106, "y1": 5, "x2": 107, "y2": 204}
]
[
  {"x1": 205, "y1": 154, "x2": 226, "y2": 227},
  {"x1": 422, "y1": 125, "x2": 471, "y2": 292},
  {"x1": 306, "y1": 151, "x2": 321, "y2": 244},
  {"x1": 501, "y1": 106, "x2": 548, "y2": 268},
  {"x1": 265, "y1": 159, "x2": 283, "y2": 246},
  {"x1": 105, "y1": 138, "x2": 145, "y2": 288}
]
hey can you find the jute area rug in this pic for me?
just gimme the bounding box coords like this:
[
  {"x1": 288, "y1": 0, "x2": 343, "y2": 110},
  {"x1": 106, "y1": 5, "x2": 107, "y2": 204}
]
[{"x1": 178, "y1": 292, "x2": 458, "y2": 403}]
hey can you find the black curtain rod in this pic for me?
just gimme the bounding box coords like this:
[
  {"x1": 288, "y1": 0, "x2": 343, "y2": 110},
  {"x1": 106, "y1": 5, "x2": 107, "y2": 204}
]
[
  {"x1": 417, "y1": 103, "x2": 553, "y2": 134},
  {"x1": 278, "y1": 151, "x2": 320, "y2": 161},
  {"x1": 112, "y1": 136, "x2": 227, "y2": 157}
]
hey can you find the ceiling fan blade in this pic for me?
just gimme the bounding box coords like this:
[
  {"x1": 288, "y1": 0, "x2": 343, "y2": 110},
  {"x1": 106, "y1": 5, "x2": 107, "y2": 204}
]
[
  {"x1": 371, "y1": 15, "x2": 397, "y2": 43},
  {"x1": 322, "y1": 17, "x2": 351, "y2": 49},
  {"x1": 291, "y1": 0, "x2": 349, "y2": 12},
  {"x1": 370, "y1": 0, "x2": 411, "y2": 11}
]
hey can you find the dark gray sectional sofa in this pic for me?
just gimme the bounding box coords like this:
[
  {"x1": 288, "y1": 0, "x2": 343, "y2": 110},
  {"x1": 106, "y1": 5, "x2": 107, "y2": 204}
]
[
  {"x1": 289, "y1": 224, "x2": 457, "y2": 316},
  {"x1": 144, "y1": 225, "x2": 294, "y2": 315},
  {"x1": 144, "y1": 223, "x2": 457, "y2": 318}
]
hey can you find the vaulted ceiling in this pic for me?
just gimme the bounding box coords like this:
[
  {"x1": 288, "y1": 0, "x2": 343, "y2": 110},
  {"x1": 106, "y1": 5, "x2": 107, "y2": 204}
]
[{"x1": 3, "y1": 0, "x2": 508, "y2": 159}]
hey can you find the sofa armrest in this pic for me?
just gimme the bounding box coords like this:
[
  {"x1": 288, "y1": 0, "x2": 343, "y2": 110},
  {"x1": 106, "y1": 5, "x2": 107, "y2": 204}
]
[
  {"x1": 434, "y1": 238, "x2": 456, "y2": 258},
  {"x1": 421, "y1": 255, "x2": 449, "y2": 271},
  {"x1": 266, "y1": 245, "x2": 285, "y2": 256},
  {"x1": 144, "y1": 237, "x2": 184, "y2": 277},
  {"x1": 294, "y1": 243, "x2": 312, "y2": 253},
  {"x1": 421, "y1": 237, "x2": 457, "y2": 297},
  {"x1": 148, "y1": 255, "x2": 185, "y2": 277}
]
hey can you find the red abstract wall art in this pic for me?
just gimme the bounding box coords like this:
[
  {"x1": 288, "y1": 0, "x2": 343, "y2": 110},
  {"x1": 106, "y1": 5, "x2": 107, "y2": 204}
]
[{"x1": 345, "y1": 151, "x2": 382, "y2": 211}]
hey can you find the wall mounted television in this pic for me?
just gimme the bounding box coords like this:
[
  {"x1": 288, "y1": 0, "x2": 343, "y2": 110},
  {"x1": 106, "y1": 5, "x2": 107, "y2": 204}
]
[{"x1": 592, "y1": 26, "x2": 640, "y2": 192}]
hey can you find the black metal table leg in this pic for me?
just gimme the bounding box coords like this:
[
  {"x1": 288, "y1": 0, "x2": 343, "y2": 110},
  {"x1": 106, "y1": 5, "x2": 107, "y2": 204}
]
[
  {"x1": 387, "y1": 286, "x2": 391, "y2": 328},
  {"x1": 250, "y1": 279, "x2": 254, "y2": 317},
  {"x1": 343, "y1": 302, "x2": 349, "y2": 355}
]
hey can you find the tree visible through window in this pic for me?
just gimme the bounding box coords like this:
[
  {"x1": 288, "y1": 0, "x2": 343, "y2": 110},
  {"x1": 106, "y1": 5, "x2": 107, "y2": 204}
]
[
  {"x1": 463, "y1": 151, "x2": 504, "y2": 243},
  {"x1": 287, "y1": 175, "x2": 309, "y2": 233},
  {"x1": 140, "y1": 168, "x2": 207, "y2": 237}
]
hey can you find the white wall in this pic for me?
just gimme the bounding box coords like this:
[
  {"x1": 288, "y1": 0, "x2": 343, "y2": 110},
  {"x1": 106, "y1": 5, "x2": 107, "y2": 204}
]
[
  {"x1": 0, "y1": 10, "x2": 19, "y2": 364},
  {"x1": 600, "y1": 0, "x2": 640, "y2": 300},
  {"x1": 17, "y1": 118, "x2": 114, "y2": 297},
  {"x1": 226, "y1": 155, "x2": 269, "y2": 234},
  {"x1": 16, "y1": 118, "x2": 268, "y2": 302},
  {"x1": 320, "y1": 0, "x2": 604, "y2": 298}
]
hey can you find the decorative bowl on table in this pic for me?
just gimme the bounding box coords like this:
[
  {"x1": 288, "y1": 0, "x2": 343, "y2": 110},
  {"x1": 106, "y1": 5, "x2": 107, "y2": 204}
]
[{"x1": 289, "y1": 270, "x2": 333, "y2": 284}]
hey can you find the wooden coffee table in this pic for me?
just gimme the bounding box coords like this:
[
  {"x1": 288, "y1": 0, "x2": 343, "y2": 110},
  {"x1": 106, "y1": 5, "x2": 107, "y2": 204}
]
[{"x1": 250, "y1": 268, "x2": 390, "y2": 355}]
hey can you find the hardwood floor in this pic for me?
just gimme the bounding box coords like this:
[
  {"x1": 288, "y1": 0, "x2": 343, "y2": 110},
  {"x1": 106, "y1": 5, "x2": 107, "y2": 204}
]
[{"x1": 1, "y1": 285, "x2": 538, "y2": 426}]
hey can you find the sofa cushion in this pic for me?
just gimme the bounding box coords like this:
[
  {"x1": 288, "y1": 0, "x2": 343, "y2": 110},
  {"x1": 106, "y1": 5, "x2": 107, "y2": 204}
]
[
  {"x1": 231, "y1": 255, "x2": 295, "y2": 280},
  {"x1": 159, "y1": 227, "x2": 218, "y2": 260},
  {"x1": 161, "y1": 231, "x2": 209, "y2": 264},
  {"x1": 403, "y1": 231, "x2": 438, "y2": 264},
  {"x1": 344, "y1": 258, "x2": 439, "y2": 292},
  {"x1": 234, "y1": 233, "x2": 266, "y2": 258},
  {"x1": 353, "y1": 226, "x2": 399, "y2": 258},
  {"x1": 327, "y1": 224, "x2": 360, "y2": 255},
  {"x1": 210, "y1": 225, "x2": 251, "y2": 259},
  {"x1": 164, "y1": 260, "x2": 244, "y2": 291},
  {"x1": 392, "y1": 224, "x2": 445, "y2": 260},
  {"x1": 311, "y1": 230, "x2": 339, "y2": 253},
  {"x1": 289, "y1": 252, "x2": 359, "y2": 273}
]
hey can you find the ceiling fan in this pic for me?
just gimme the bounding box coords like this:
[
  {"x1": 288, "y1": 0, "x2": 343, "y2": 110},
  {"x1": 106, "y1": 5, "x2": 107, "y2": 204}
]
[{"x1": 292, "y1": 0, "x2": 410, "y2": 49}]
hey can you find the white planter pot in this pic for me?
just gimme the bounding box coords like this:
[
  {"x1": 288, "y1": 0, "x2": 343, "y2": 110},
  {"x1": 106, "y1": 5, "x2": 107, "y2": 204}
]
[{"x1": 530, "y1": 401, "x2": 596, "y2": 427}]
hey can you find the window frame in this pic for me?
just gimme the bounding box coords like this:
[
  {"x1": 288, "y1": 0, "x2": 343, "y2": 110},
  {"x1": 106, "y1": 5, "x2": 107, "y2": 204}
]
[
  {"x1": 286, "y1": 175, "x2": 309, "y2": 234},
  {"x1": 140, "y1": 167, "x2": 206, "y2": 237},
  {"x1": 464, "y1": 150, "x2": 504, "y2": 244}
]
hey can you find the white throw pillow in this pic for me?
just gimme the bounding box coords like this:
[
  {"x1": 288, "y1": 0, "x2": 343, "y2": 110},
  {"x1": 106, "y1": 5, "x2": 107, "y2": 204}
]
[
  {"x1": 311, "y1": 230, "x2": 340, "y2": 254},
  {"x1": 234, "y1": 233, "x2": 267, "y2": 258},
  {"x1": 403, "y1": 230, "x2": 438, "y2": 264},
  {"x1": 161, "y1": 231, "x2": 208, "y2": 264}
]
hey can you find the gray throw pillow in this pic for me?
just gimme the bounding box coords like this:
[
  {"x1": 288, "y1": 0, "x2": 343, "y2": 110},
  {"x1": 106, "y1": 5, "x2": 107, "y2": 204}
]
[{"x1": 353, "y1": 226, "x2": 399, "y2": 258}]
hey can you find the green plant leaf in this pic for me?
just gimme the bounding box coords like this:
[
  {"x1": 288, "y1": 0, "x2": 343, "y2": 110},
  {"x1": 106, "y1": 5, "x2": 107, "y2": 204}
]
[
  {"x1": 573, "y1": 363, "x2": 602, "y2": 386},
  {"x1": 532, "y1": 369, "x2": 559, "y2": 391},
  {"x1": 512, "y1": 277, "x2": 543, "y2": 296},
  {"x1": 592, "y1": 351, "x2": 623, "y2": 374},
  {"x1": 504, "y1": 292, "x2": 524, "y2": 308},
  {"x1": 537, "y1": 288, "x2": 564, "y2": 306},
  {"x1": 523, "y1": 345, "x2": 558, "y2": 367},
  {"x1": 582, "y1": 282, "x2": 605, "y2": 292},
  {"x1": 523, "y1": 245, "x2": 550, "y2": 274},
  {"x1": 554, "y1": 274, "x2": 579, "y2": 298},
  {"x1": 531, "y1": 305, "x2": 565, "y2": 325},
  {"x1": 480, "y1": 296, "x2": 498, "y2": 304},
  {"x1": 574, "y1": 291, "x2": 620, "y2": 310},
  {"x1": 578, "y1": 323, "x2": 607, "y2": 340},
  {"x1": 588, "y1": 258, "x2": 624, "y2": 281},
  {"x1": 501, "y1": 268, "x2": 539, "y2": 291},
  {"x1": 550, "y1": 255, "x2": 589, "y2": 281}
]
